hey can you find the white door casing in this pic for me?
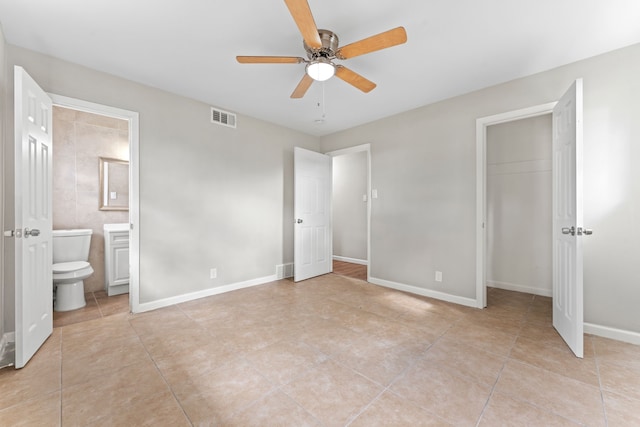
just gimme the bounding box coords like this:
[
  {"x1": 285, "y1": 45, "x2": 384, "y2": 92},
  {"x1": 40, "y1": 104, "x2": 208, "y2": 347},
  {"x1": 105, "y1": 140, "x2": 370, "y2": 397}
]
[
  {"x1": 294, "y1": 147, "x2": 332, "y2": 281},
  {"x1": 552, "y1": 79, "x2": 585, "y2": 358},
  {"x1": 14, "y1": 66, "x2": 53, "y2": 368}
]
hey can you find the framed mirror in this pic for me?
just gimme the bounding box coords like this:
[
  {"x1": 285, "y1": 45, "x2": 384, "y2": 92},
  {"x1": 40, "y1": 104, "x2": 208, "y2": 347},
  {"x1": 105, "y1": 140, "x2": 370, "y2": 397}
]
[{"x1": 99, "y1": 157, "x2": 129, "y2": 211}]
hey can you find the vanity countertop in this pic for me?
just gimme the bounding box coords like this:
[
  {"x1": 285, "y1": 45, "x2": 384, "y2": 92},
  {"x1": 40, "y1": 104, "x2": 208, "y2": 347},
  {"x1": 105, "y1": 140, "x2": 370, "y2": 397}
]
[{"x1": 103, "y1": 223, "x2": 129, "y2": 232}]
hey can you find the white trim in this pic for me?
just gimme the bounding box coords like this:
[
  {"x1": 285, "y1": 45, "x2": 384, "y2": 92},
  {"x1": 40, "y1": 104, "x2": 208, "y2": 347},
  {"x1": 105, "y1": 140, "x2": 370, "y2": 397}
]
[
  {"x1": 48, "y1": 94, "x2": 141, "y2": 314},
  {"x1": 368, "y1": 276, "x2": 478, "y2": 308},
  {"x1": 332, "y1": 256, "x2": 368, "y2": 266},
  {"x1": 325, "y1": 143, "x2": 372, "y2": 282},
  {"x1": 584, "y1": 323, "x2": 640, "y2": 346},
  {"x1": 135, "y1": 274, "x2": 278, "y2": 313},
  {"x1": 476, "y1": 102, "x2": 557, "y2": 308},
  {"x1": 487, "y1": 281, "x2": 552, "y2": 297}
]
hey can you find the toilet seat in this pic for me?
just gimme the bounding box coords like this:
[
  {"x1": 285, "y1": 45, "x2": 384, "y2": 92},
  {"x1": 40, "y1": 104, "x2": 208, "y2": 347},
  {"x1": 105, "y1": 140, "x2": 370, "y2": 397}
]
[
  {"x1": 53, "y1": 261, "x2": 93, "y2": 281},
  {"x1": 53, "y1": 261, "x2": 90, "y2": 273}
]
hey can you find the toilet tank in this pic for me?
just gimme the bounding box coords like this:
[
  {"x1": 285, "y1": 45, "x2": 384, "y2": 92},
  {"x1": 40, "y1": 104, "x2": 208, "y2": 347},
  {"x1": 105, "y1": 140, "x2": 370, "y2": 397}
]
[{"x1": 52, "y1": 229, "x2": 93, "y2": 263}]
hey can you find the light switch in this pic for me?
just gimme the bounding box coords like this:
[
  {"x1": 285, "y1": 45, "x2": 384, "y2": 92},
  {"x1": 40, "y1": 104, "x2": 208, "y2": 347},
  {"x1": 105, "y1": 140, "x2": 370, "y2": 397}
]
[
  {"x1": 110, "y1": 191, "x2": 117, "y2": 200},
  {"x1": 372, "y1": 189, "x2": 378, "y2": 199}
]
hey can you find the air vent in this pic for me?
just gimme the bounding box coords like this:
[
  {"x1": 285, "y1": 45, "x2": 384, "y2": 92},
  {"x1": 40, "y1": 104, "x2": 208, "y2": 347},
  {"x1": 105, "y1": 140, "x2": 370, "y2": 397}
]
[{"x1": 211, "y1": 107, "x2": 237, "y2": 128}]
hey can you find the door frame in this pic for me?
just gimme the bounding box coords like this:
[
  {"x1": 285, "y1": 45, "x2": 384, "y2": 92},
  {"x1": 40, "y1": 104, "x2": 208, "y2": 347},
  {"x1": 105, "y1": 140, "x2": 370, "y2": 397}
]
[
  {"x1": 49, "y1": 94, "x2": 140, "y2": 313},
  {"x1": 325, "y1": 143, "x2": 371, "y2": 282},
  {"x1": 476, "y1": 103, "x2": 556, "y2": 308}
]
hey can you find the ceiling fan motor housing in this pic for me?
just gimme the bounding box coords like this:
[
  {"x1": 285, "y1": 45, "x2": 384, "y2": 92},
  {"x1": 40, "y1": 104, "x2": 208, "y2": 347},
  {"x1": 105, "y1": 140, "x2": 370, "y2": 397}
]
[{"x1": 304, "y1": 29, "x2": 339, "y2": 60}]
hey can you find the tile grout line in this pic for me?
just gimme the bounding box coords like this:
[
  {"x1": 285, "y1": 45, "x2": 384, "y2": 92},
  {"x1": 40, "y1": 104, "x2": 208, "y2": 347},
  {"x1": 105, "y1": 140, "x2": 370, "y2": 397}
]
[
  {"x1": 591, "y1": 336, "x2": 609, "y2": 426},
  {"x1": 473, "y1": 298, "x2": 527, "y2": 427},
  {"x1": 127, "y1": 315, "x2": 196, "y2": 427}
]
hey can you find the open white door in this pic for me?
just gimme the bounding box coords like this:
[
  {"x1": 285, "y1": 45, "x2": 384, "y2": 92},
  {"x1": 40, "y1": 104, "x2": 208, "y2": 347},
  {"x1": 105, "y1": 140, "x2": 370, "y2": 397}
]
[
  {"x1": 14, "y1": 66, "x2": 53, "y2": 368},
  {"x1": 294, "y1": 147, "x2": 332, "y2": 281},
  {"x1": 552, "y1": 79, "x2": 587, "y2": 358}
]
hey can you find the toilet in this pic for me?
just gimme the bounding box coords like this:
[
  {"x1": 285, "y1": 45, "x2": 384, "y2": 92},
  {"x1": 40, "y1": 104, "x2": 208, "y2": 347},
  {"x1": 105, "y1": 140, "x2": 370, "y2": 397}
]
[{"x1": 52, "y1": 229, "x2": 94, "y2": 312}]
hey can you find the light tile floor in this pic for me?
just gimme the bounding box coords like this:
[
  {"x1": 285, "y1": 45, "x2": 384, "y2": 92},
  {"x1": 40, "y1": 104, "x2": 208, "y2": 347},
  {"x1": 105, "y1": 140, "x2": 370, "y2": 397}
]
[{"x1": 1, "y1": 274, "x2": 639, "y2": 426}]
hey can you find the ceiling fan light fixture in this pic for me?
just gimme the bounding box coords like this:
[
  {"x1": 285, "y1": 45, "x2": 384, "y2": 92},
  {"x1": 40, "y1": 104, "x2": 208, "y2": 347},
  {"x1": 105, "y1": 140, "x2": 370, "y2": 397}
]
[{"x1": 306, "y1": 59, "x2": 335, "y2": 81}]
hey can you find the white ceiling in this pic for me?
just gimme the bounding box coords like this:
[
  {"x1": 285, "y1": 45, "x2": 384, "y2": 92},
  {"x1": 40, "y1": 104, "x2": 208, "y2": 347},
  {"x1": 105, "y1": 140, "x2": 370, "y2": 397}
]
[{"x1": 1, "y1": 0, "x2": 640, "y2": 136}]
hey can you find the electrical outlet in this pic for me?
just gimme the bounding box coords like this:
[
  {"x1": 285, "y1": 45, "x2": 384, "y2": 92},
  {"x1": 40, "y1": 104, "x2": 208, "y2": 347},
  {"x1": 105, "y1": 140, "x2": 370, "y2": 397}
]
[
  {"x1": 210, "y1": 268, "x2": 217, "y2": 279},
  {"x1": 435, "y1": 271, "x2": 442, "y2": 282}
]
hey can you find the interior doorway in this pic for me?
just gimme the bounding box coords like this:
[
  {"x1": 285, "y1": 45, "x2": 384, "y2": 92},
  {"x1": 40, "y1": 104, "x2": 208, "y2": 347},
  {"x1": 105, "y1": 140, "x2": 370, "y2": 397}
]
[
  {"x1": 327, "y1": 144, "x2": 371, "y2": 282},
  {"x1": 49, "y1": 94, "x2": 140, "y2": 315},
  {"x1": 485, "y1": 114, "x2": 552, "y2": 300},
  {"x1": 475, "y1": 103, "x2": 556, "y2": 308}
]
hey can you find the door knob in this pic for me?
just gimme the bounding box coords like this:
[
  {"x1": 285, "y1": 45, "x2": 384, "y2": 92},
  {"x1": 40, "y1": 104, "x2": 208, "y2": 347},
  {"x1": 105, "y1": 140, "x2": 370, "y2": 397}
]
[
  {"x1": 296, "y1": 219, "x2": 303, "y2": 224},
  {"x1": 24, "y1": 228, "x2": 40, "y2": 238},
  {"x1": 561, "y1": 226, "x2": 575, "y2": 236}
]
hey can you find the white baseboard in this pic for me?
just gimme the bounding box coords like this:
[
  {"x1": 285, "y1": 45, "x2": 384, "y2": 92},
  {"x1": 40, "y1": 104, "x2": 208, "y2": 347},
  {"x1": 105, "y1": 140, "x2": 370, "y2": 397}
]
[
  {"x1": 487, "y1": 280, "x2": 552, "y2": 297},
  {"x1": 584, "y1": 322, "x2": 640, "y2": 346},
  {"x1": 332, "y1": 256, "x2": 368, "y2": 266},
  {"x1": 134, "y1": 274, "x2": 278, "y2": 314},
  {"x1": 368, "y1": 276, "x2": 478, "y2": 308}
]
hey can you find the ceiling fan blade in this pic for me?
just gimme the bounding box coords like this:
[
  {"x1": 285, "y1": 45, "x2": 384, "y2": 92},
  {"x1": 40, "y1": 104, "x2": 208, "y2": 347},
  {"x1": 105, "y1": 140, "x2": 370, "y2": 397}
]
[
  {"x1": 337, "y1": 26, "x2": 407, "y2": 59},
  {"x1": 335, "y1": 66, "x2": 376, "y2": 93},
  {"x1": 291, "y1": 74, "x2": 314, "y2": 98},
  {"x1": 236, "y1": 56, "x2": 305, "y2": 64},
  {"x1": 284, "y1": 0, "x2": 322, "y2": 49}
]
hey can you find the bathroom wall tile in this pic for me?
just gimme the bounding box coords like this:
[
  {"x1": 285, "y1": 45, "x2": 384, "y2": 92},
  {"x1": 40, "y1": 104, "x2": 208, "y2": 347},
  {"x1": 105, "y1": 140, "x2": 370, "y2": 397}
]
[
  {"x1": 75, "y1": 110, "x2": 127, "y2": 130},
  {"x1": 52, "y1": 154, "x2": 76, "y2": 192},
  {"x1": 75, "y1": 123, "x2": 125, "y2": 159},
  {"x1": 74, "y1": 154, "x2": 99, "y2": 193},
  {"x1": 52, "y1": 189, "x2": 77, "y2": 230},
  {"x1": 53, "y1": 105, "x2": 77, "y2": 122}
]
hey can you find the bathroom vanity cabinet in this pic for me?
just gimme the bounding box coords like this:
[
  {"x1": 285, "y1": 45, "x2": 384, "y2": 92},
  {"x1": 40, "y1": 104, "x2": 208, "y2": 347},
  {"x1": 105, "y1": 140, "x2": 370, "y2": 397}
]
[{"x1": 104, "y1": 223, "x2": 130, "y2": 296}]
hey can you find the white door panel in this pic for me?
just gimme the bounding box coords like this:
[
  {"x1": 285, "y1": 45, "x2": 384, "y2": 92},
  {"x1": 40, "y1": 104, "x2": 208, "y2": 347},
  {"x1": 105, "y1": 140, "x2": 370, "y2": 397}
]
[
  {"x1": 552, "y1": 79, "x2": 584, "y2": 358},
  {"x1": 294, "y1": 147, "x2": 332, "y2": 281},
  {"x1": 14, "y1": 66, "x2": 53, "y2": 368}
]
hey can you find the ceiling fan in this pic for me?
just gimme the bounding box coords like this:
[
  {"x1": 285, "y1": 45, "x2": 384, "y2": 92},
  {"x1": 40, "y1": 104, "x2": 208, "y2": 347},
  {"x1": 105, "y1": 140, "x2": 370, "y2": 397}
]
[{"x1": 236, "y1": 0, "x2": 407, "y2": 98}]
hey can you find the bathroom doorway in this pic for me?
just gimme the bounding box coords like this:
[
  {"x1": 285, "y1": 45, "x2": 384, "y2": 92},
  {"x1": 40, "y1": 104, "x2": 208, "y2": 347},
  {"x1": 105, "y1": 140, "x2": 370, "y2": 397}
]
[{"x1": 50, "y1": 95, "x2": 139, "y2": 326}]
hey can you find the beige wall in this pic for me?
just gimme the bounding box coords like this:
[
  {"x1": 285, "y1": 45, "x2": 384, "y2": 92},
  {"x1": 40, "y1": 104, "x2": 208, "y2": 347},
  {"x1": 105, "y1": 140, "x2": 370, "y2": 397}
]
[
  {"x1": 4, "y1": 45, "x2": 319, "y2": 314},
  {"x1": 486, "y1": 115, "x2": 552, "y2": 296},
  {"x1": 52, "y1": 106, "x2": 129, "y2": 293},
  {"x1": 321, "y1": 43, "x2": 640, "y2": 335},
  {"x1": 332, "y1": 151, "x2": 368, "y2": 262}
]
